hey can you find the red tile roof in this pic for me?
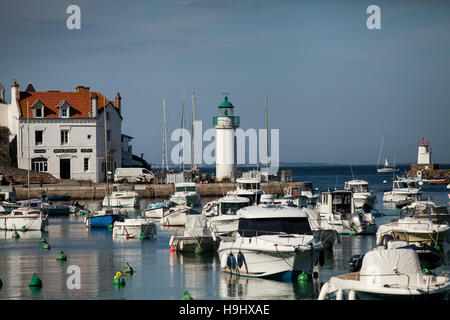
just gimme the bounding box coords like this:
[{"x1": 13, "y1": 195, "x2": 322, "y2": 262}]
[{"x1": 18, "y1": 89, "x2": 116, "y2": 119}]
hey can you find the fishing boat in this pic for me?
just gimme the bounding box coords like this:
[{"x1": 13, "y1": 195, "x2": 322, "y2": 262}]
[
  {"x1": 376, "y1": 135, "x2": 399, "y2": 173},
  {"x1": 169, "y1": 182, "x2": 202, "y2": 208},
  {"x1": 0, "y1": 207, "x2": 48, "y2": 231},
  {"x1": 205, "y1": 195, "x2": 250, "y2": 237},
  {"x1": 161, "y1": 204, "x2": 201, "y2": 227},
  {"x1": 16, "y1": 198, "x2": 71, "y2": 215},
  {"x1": 401, "y1": 198, "x2": 450, "y2": 224},
  {"x1": 113, "y1": 218, "x2": 157, "y2": 239},
  {"x1": 217, "y1": 205, "x2": 323, "y2": 278},
  {"x1": 318, "y1": 247, "x2": 450, "y2": 300},
  {"x1": 102, "y1": 184, "x2": 140, "y2": 208},
  {"x1": 226, "y1": 177, "x2": 264, "y2": 205},
  {"x1": 169, "y1": 214, "x2": 216, "y2": 252},
  {"x1": 307, "y1": 190, "x2": 377, "y2": 235},
  {"x1": 344, "y1": 180, "x2": 377, "y2": 209},
  {"x1": 144, "y1": 201, "x2": 170, "y2": 219},
  {"x1": 383, "y1": 176, "x2": 421, "y2": 203}
]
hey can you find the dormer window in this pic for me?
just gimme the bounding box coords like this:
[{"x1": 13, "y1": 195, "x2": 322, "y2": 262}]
[
  {"x1": 57, "y1": 100, "x2": 71, "y2": 118},
  {"x1": 32, "y1": 101, "x2": 45, "y2": 118}
]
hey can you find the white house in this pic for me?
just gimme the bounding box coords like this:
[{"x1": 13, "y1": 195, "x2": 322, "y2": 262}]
[{"x1": 6, "y1": 82, "x2": 123, "y2": 182}]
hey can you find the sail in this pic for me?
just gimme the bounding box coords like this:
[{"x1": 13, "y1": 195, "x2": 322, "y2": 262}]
[{"x1": 384, "y1": 157, "x2": 389, "y2": 167}]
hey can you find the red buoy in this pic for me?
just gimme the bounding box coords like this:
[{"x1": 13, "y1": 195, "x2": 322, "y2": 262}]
[{"x1": 170, "y1": 247, "x2": 175, "y2": 253}]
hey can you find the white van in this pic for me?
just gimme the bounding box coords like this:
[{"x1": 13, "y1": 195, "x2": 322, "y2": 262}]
[{"x1": 114, "y1": 168, "x2": 154, "y2": 183}]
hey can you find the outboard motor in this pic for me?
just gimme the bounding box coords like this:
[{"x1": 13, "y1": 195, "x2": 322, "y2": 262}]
[{"x1": 350, "y1": 214, "x2": 363, "y2": 234}]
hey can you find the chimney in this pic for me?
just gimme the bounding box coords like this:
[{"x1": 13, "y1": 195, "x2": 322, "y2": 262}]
[
  {"x1": 90, "y1": 92, "x2": 98, "y2": 118},
  {"x1": 115, "y1": 92, "x2": 121, "y2": 111},
  {"x1": 11, "y1": 81, "x2": 19, "y2": 102},
  {"x1": 75, "y1": 85, "x2": 90, "y2": 92}
]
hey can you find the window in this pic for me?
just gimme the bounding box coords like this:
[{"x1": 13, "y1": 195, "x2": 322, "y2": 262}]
[
  {"x1": 35, "y1": 107, "x2": 43, "y2": 118},
  {"x1": 35, "y1": 130, "x2": 43, "y2": 145},
  {"x1": 60, "y1": 107, "x2": 68, "y2": 118},
  {"x1": 31, "y1": 157, "x2": 48, "y2": 172},
  {"x1": 87, "y1": 134, "x2": 91, "y2": 139},
  {"x1": 107, "y1": 130, "x2": 111, "y2": 142},
  {"x1": 84, "y1": 158, "x2": 89, "y2": 172},
  {"x1": 61, "y1": 130, "x2": 69, "y2": 145}
]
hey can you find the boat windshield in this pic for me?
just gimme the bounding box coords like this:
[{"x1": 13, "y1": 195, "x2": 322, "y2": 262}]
[
  {"x1": 175, "y1": 186, "x2": 196, "y2": 192},
  {"x1": 347, "y1": 184, "x2": 368, "y2": 193},
  {"x1": 238, "y1": 183, "x2": 260, "y2": 190},
  {"x1": 220, "y1": 201, "x2": 248, "y2": 215},
  {"x1": 237, "y1": 217, "x2": 312, "y2": 237}
]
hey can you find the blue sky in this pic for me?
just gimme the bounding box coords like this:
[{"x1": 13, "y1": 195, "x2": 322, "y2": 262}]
[{"x1": 1, "y1": 0, "x2": 449, "y2": 165}]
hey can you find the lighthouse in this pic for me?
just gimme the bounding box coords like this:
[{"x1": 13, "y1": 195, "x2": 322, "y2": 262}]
[
  {"x1": 417, "y1": 137, "x2": 431, "y2": 164},
  {"x1": 213, "y1": 96, "x2": 240, "y2": 181}
]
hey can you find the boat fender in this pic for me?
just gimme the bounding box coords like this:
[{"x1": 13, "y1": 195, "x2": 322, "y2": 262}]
[
  {"x1": 227, "y1": 252, "x2": 236, "y2": 269},
  {"x1": 237, "y1": 251, "x2": 244, "y2": 268}
]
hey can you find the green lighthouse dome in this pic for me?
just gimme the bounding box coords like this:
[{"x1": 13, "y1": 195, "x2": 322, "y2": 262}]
[{"x1": 219, "y1": 96, "x2": 233, "y2": 108}]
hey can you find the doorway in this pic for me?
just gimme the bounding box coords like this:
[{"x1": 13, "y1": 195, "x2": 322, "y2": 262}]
[{"x1": 60, "y1": 159, "x2": 71, "y2": 179}]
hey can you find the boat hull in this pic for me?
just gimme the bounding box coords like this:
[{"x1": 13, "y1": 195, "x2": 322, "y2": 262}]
[
  {"x1": 0, "y1": 215, "x2": 48, "y2": 231},
  {"x1": 144, "y1": 207, "x2": 167, "y2": 219},
  {"x1": 102, "y1": 196, "x2": 140, "y2": 208},
  {"x1": 87, "y1": 215, "x2": 124, "y2": 228},
  {"x1": 113, "y1": 221, "x2": 156, "y2": 238}
]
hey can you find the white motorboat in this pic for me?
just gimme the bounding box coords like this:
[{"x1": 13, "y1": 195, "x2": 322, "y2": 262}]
[
  {"x1": 401, "y1": 198, "x2": 450, "y2": 224},
  {"x1": 318, "y1": 247, "x2": 450, "y2": 300},
  {"x1": 102, "y1": 184, "x2": 140, "y2": 208},
  {"x1": 169, "y1": 214, "x2": 216, "y2": 252},
  {"x1": 376, "y1": 204, "x2": 450, "y2": 262},
  {"x1": 16, "y1": 198, "x2": 71, "y2": 215},
  {"x1": 161, "y1": 204, "x2": 201, "y2": 227},
  {"x1": 306, "y1": 190, "x2": 377, "y2": 235},
  {"x1": 170, "y1": 182, "x2": 202, "y2": 208},
  {"x1": 282, "y1": 184, "x2": 313, "y2": 208},
  {"x1": 204, "y1": 195, "x2": 250, "y2": 236},
  {"x1": 383, "y1": 177, "x2": 421, "y2": 203},
  {"x1": 226, "y1": 177, "x2": 263, "y2": 205},
  {"x1": 0, "y1": 207, "x2": 48, "y2": 231},
  {"x1": 344, "y1": 180, "x2": 377, "y2": 209},
  {"x1": 113, "y1": 218, "x2": 157, "y2": 239},
  {"x1": 217, "y1": 205, "x2": 323, "y2": 278},
  {"x1": 144, "y1": 201, "x2": 170, "y2": 219}
]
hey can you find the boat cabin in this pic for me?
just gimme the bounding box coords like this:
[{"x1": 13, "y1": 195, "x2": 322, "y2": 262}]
[
  {"x1": 393, "y1": 178, "x2": 419, "y2": 190},
  {"x1": 344, "y1": 180, "x2": 369, "y2": 193},
  {"x1": 218, "y1": 196, "x2": 249, "y2": 215},
  {"x1": 319, "y1": 191, "x2": 355, "y2": 216},
  {"x1": 174, "y1": 182, "x2": 197, "y2": 194},
  {"x1": 0, "y1": 185, "x2": 16, "y2": 202}
]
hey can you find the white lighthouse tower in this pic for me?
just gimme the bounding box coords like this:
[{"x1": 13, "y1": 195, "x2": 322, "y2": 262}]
[
  {"x1": 214, "y1": 96, "x2": 240, "y2": 181},
  {"x1": 417, "y1": 137, "x2": 431, "y2": 164}
]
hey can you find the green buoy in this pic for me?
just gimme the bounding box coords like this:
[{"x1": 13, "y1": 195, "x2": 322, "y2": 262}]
[
  {"x1": 21, "y1": 226, "x2": 28, "y2": 232},
  {"x1": 42, "y1": 242, "x2": 51, "y2": 250},
  {"x1": 38, "y1": 237, "x2": 45, "y2": 243},
  {"x1": 29, "y1": 273, "x2": 42, "y2": 287},
  {"x1": 107, "y1": 224, "x2": 113, "y2": 230},
  {"x1": 349, "y1": 231, "x2": 356, "y2": 236},
  {"x1": 56, "y1": 251, "x2": 67, "y2": 261},
  {"x1": 113, "y1": 271, "x2": 125, "y2": 286},
  {"x1": 194, "y1": 247, "x2": 205, "y2": 255},
  {"x1": 434, "y1": 245, "x2": 441, "y2": 251},
  {"x1": 12, "y1": 230, "x2": 20, "y2": 239},
  {"x1": 297, "y1": 271, "x2": 309, "y2": 282},
  {"x1": 422, "y1": 268, "x2": 431, "y2": 275},
  {"x1": 122, "y1": 263, "x2": 134, "y2": 275},
  {"x1": 181, "y1": 290, "x2": 193, "y2": 300},
  {"x1": 139, "y1": 233, "x2": 148, "y2": 240}
]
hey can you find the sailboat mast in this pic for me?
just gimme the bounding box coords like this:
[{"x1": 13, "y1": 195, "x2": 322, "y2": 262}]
[
  {"x1": 27, "y1": 101, "x2": 30, "y2": 202},
  {"x1": 182, "y1": 93, "x2": 187, "y2": 172},
  {"x1": 191, "y1": 91, "x2": 196, "y2": 170},
  {"x1": 162, "y1": 97, "x2": 169, "y2": 172},
  {"x1": 265, "y1": 95, "x2": 269, "y2": 182},
  {"x1": 377, "y1": 134, "x2": 385, "y2": 169},
  {"x1": 104, "y1": 102, "x2": 110, "y2": 208}
]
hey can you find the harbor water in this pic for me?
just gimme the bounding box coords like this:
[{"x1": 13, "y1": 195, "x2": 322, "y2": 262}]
[{"x1": 0, "y1": 165, "x2": 449, "y2": 300}]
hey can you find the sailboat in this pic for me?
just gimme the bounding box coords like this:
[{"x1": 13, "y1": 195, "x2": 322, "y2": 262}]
[
  {"x1": 86, "y1": 104, "x2": 124, "y2": 228},
  {"x1": 376, "y1": 135, "x2": 399, "y2": 173}
]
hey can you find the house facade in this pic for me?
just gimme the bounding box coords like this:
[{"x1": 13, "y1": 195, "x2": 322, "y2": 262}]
[{"x1": 7, "y1": 82, "x2": 123, "y2": 182}]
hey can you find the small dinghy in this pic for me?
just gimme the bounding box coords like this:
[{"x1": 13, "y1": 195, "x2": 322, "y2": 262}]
[
  {"x1": 319, "y1": 247, "x2": 450, "y2": 300},
  {"x1": 169, "y1": 214, "x2": 216, "y2": 252}
]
